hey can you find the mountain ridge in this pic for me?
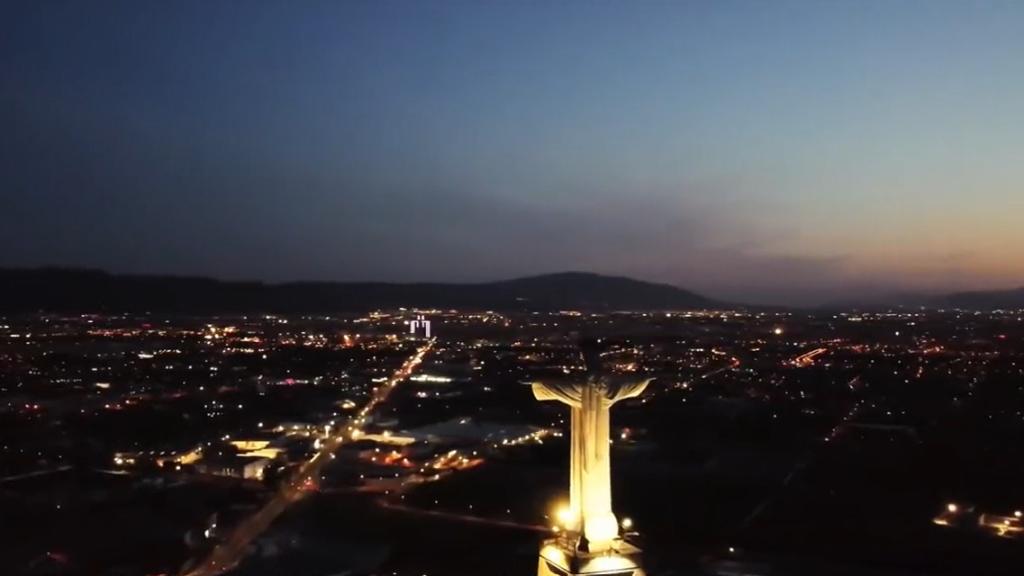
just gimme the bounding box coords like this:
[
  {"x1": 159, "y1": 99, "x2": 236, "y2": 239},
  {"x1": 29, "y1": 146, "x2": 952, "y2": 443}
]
[
  {"x1": 3, "y1": 267, "x2": 1020, "y2": 312},
  {"x1": 945, "y1": 286, "x2": 1024, "y2": 310},
  {"x1": 0, "y1": 267, "x2": 717, "y2": 313},
  {"x1": 816, "y1": 287, "x2": 1024, "y2": 311}
]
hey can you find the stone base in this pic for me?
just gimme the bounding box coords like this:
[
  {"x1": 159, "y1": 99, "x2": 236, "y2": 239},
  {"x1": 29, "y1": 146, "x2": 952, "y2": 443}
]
[{"x1": 537, "y1": 537, "x2": 644, "y2": 576}]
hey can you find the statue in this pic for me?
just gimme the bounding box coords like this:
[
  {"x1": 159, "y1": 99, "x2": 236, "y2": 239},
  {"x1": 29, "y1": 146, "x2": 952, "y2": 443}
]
[
  {"x1": 531, "y1": 376, "x2": 649, "y2": 551},
  {"x1": 529, "y1": 344, "x2": 650, "y2": 576}
]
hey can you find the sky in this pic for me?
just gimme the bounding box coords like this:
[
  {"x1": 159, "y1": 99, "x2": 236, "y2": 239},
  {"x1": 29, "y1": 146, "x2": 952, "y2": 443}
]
[{"x1": 2, "y1": 1, "x2": 1023, "y2": 305}]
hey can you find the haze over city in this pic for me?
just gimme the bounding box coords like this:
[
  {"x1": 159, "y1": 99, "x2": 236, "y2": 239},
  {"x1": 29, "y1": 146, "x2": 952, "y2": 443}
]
[{"x1": 3, "y1": 1, "x2": 1023, "y2": 305}]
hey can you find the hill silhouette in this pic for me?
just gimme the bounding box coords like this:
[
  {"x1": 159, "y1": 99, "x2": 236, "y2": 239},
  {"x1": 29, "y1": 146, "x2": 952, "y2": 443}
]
[
  {"x1": 944, "y1": 287, "x2": 1024, "y2": 310},
  {"x1": 0, "y1": 268, "x2": 716, "y2": 313}
]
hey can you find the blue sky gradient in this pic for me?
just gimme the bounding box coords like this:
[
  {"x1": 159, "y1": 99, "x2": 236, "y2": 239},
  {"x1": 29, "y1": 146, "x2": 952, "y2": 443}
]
[{"x1": 2, "y1": 1, "x2": 1022, "y2": 304}]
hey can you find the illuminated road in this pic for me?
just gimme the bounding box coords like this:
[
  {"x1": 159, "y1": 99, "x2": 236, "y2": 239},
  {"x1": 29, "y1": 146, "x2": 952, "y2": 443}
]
[
  {"x1": 703, "y1": 354, "x2": 741, "y2": 379},
  {"x1": 182, "y1": 339, "x2": 434, "y2": 576},
  {"x1": 792, "y1": 347, "x2": 828, "y2": 367},
  {"x1": 675, "y1": 353, "x2": 741, "y2": 390}
]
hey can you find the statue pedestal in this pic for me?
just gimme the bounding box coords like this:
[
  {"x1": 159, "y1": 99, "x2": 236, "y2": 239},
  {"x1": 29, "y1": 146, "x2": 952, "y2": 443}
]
[{"x1": 537, "y1": 537, "x2": 644, "y2": 576}]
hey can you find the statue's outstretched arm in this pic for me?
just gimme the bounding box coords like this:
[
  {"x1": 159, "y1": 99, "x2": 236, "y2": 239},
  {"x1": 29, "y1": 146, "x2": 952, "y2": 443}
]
[
  {"x1": 529, "y1": 381, "x2": 583, "y2": 408},
  {"x1": 607, "y1": 377, "x2": 653, "y2": 403}
]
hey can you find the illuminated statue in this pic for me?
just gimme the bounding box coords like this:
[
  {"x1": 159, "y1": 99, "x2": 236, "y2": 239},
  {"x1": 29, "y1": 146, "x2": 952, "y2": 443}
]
[{"x1": 530, "y1": 367, "x2": 650, "y2": 576}]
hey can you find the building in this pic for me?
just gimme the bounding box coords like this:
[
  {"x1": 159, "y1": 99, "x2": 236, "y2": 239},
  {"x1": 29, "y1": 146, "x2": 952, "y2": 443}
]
[{"x1": 195, "y1": 456, "x2": 272, "y2": 480}]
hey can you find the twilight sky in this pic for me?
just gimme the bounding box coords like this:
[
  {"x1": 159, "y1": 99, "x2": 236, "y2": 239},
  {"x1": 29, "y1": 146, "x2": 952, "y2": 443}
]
[{"x1": 2, "y1": 1, "x2": 1023, "y2": 305}]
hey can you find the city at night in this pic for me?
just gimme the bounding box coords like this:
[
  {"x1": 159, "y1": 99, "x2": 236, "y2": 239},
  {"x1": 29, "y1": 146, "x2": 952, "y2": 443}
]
[{"x1": 2, "y1": 2, "x2": 1023, "y2": 576}]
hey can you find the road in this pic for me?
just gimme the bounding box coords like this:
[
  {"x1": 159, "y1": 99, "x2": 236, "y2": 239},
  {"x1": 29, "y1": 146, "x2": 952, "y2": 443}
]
[
  {"x1": 792, "y1": 347, "x2": 828, "y2": 367},
  {"x1": 182, "y1": 338, "x2": 434, "y2": 576},
  {"x1": 378, "y1": 499, "x2": 549, "y2": 533},
  {"x1": 675, "y1": 353, "x2": 741, "y2": 390},
  {"x1": 737, "y1": 374, "x2": 862, "y2": 531},
  {"x1": 0, "y1": 465, "x2": 73, "y2": 484}
]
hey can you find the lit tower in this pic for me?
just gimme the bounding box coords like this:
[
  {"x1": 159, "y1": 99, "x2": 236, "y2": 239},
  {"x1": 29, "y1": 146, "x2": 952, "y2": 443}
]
[
  {"x1": 528, "y1": 346, "x2": 650, "y2": 576},
  {"x1": 409, "y1": 314, "x2": 431, "y2": 338}
]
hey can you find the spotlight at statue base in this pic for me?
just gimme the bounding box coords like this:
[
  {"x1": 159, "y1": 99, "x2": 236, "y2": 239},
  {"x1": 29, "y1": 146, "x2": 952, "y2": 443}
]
[{"x1": 537, "y1": 537, "x2": 644, "y2": 576}]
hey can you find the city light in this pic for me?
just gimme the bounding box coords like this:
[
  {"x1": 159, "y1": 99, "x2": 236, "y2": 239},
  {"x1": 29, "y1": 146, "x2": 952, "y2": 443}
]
[{"x1": 7, "y1": 300, "x2": 1024, "y2": 576}]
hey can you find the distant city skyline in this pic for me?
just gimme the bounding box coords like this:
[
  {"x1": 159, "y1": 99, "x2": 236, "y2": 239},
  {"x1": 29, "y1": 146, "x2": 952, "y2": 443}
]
[{"x1": 3, "y1": 1, "x2": 1023, "y2": 306}]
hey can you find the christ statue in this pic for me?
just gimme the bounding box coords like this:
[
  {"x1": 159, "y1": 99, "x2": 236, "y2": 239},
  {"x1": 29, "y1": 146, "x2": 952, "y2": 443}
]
[{"x1": 531, "y1": 374, "x2": 651, "y2": 552}]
